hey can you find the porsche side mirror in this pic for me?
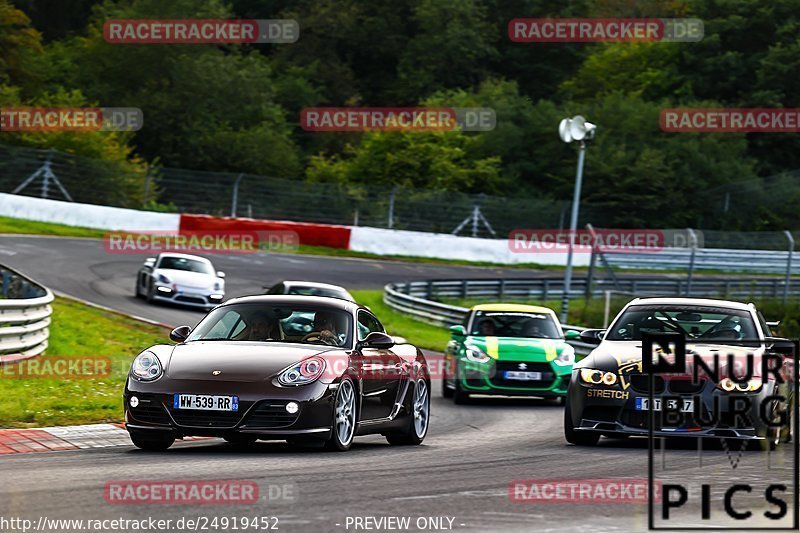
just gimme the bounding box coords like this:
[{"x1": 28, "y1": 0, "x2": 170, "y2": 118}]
[
  {"x1": 450, "y1": 325, "x2": 466, "y2": 336},
  {"x1": 144, "y1": 257, "x2": 156, "y2": 268},
  {"x1": 359, "y1": 331, "x2": 395, "y2": 350},
  {"x1": 579, "y1": 329, "x2": 605, "y2": 345},
  {"x1": 216, "y1": 271, "x2": 226, "y2": 278},
  {"x1": 169, "y1": 325, "x2": 192, "y2": 343},
  {"x1": 564, "y1": 330, "x2": 580, "y2": 340}
]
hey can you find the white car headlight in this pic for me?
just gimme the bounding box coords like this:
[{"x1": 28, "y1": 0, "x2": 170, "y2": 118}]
[
  {"x1": 278, "y1": 357, "x2": 326, "y2": 386},
  {"x1": 554, "y1": 344, "x2": 575, "y2": 366},
  {"x1": 213, "y1": 281, "x2": 224, "y2": 291},
  {"x1": 465, "y1": 346, "x2": 491, "y2": 363},
  {"x1": 156, "y1": 273, "x2": 171, "y2": 284},
  {"x1": 131, "y1": 351, "x2": 163, "y2": 381}
]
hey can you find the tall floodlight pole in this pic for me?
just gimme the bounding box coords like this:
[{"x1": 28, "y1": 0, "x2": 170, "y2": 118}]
[{"x1": 558, "y1": 116, "x2": 596, "y2": 323}]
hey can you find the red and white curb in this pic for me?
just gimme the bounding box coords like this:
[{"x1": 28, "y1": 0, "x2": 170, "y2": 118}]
[
  {"x1": 0, "y1": 424, "x2": 130, "y2": 454},
  {"x1": 0, "y1": 424, "x2": 209, "y2": 454}
]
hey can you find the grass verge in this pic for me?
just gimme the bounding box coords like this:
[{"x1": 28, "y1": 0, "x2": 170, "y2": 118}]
[
  {"x1": 351, "y1": 290, "x2": 450, "y2": 352},
  {"x1": 0, "y1": 297, "x2": 167, "y2": 428},
  {"x1": 0, "y1": 291, "x2": 448, "y2": 428}
]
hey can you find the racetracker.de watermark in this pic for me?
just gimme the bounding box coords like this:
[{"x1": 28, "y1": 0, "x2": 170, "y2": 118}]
[
  {"x1": 1, "y1": 107, "x2": 142, "y2": 131},
  {"x1": 0, "y1": 356, "x2": 111, "y2": 379},
  {"x1": 104, "y1": 480, "x2": 298, "y2": 505},
  {"x1": 104, "y1": 19, "x2": 298, "y2": 44},
  {"x1": 300, "y1": 107, "x2": 496, "y2": 132},
  {"x1": 509, "y1": 479, "x2": 662, "y2": 503},
  {"x1": 509, "y1": 18, "x2": 704, "y2": 42},
  {"x1": 508, "y1": 229, "x2": 702, "y2": 254},
  {"x1": 104, "y1": 230, "x2": 299, "y2": 255},
  {"x1": 661, "y1": 108, "x2": 800, "y2": 132}
]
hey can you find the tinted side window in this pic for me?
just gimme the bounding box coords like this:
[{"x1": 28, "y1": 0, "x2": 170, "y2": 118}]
[
  {"x1": 205, "y1": 310, "x2": 244, "y2": 339},
  {"x1": 357, "y1": 311, "x2": 383, "y2": 341}
]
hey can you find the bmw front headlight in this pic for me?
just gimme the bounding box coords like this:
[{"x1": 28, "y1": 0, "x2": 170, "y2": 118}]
[
  {"x1": 131, "y1": 351, "x2": 163, "y2": 381},
  {"x1": 278, "y1": 357, "x2": 326, "y2": 386},
  {"x1": 579, "y1": 368, "x2": 618, "y2": 386},
  {"x1": 465, "y1": 346, "x2": 491, "y2": 363},
  {"x1": 717, "y1": 377, "x2": 762, "y2": 393}
]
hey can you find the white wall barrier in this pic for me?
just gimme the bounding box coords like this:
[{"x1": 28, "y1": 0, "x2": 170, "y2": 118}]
[
  {"x1": 0, "y1": 193, "x2": 180, "y2": 232},
  {"x1": 348, "y1": 226, "x2": 592, "y2": 266}
]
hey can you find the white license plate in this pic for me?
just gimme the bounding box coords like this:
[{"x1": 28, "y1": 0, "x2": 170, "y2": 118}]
[
  {"x1": 635, "y1": 398, "x2": 693, "y2": 412},
  {"x1": 504, "y1": 371, "x2": 543, "y2": 381},
  {"x1": 174, "y1": 394, "x2": 238, "y2": 411}
]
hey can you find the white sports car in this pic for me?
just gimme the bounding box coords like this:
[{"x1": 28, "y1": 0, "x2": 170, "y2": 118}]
[{"x1": 135, "y1": 252, "x2": 225, "y2": 311}]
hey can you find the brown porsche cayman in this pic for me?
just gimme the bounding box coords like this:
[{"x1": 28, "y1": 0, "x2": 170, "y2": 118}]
[{"x1": 124, "y1": 295, "x2": 430, "y2": 451}]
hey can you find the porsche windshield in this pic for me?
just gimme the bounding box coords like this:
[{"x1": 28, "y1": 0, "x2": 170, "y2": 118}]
[
  {"x1": 605, "y1": 305, "x2": 759, "y2": 341},
  {"x1": 158, "y1": 256, "x2": 214, "y2": 275},
  {"x1": 471, "y1": 311, "x2": 562, "y2": 339},
  {"x1": 187, "y1": 303, "x2": 353, "y2": 347}
]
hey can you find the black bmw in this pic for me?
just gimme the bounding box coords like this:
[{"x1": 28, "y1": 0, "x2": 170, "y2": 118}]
[{"x1": 565, "y1": 297, "x2": 794, "y2": 448}]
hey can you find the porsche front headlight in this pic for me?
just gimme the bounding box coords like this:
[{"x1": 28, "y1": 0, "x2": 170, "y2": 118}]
[
  {"x1": 131, "y1": 351, "x2": 163, "y2": 381},
  {"x1": 278, "y1": 357, "x2": 326, "y2": 386}
]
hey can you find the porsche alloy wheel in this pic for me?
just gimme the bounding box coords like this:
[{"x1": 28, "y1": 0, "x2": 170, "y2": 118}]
[
  {"x1": 327, "y1": 378, "x2": 356, "y2": 451},
  {"x1": 387, "y1": 379, "x2": 429, "y2": 446}
]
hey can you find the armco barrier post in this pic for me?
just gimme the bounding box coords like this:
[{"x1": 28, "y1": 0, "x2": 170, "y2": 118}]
[
  {"x1": 685, "y1": 228, "x2": 697, "y2": 296},
  {"x1": 388, "y1": 186, "x2": 396, "y2": 229},
  {"x1": 231, "y1": 173, "x2": 244, "y2": 217},
  {"x1": 784, "y1": 230, "x2": 794, "y2": 304}
]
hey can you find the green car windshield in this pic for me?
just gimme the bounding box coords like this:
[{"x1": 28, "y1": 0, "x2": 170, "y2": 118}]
[{"x1": 470, "y1": 311, "x2": 562, "y2": 339}]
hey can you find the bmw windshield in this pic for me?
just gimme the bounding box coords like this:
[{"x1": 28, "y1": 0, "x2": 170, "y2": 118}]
[{"x1": 605, "y1": 305, "x2": 759, "y2": 341}]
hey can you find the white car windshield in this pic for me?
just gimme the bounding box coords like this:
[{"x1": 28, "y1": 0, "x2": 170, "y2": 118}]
[
  {"x1": 158, "y1": 256, "x2": 214, "y2": 275},
  {"x1": 606, "y1": 305, "x2": 759, "y2": 341}
]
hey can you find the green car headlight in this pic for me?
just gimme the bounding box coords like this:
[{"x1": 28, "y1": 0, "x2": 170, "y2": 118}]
[
  {"x1": 579, "y1": 368, "x2": 617, "y2": 386},
  {"x1": 554, "y1": 345, "x2": 575, "y2": 366},
  {"x1": 465, "y1": 346, "x2": 491, "y2": 363}
]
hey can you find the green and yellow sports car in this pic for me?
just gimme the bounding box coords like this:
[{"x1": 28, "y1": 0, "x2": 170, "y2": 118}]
[{"x1": 442, "y1": 304, "x2": 580, "y2": 404}]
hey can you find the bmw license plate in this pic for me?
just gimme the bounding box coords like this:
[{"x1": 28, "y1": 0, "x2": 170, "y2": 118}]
[
  {"x1": 635, "y1": 398, "x2": 693, "y2": 412},
  {"x1": 504, "y1": 371, "x2": 542, "y2": 381},
  {"x1": 174, "y1": 394, "x2": 238, "y2": 411}
]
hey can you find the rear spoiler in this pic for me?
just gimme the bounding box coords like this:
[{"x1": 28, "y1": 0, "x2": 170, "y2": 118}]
[{"x1": 767, "y1": 321, "x2": 780, "y2": 328}]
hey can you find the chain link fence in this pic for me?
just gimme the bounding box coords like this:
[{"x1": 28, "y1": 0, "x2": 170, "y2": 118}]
[{"x1": 2, "y1": 142, "x2": 800, "y2": 241}]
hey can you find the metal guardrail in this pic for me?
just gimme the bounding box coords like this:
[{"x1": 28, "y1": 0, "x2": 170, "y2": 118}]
[
  {"x1": 383, "y1": 281, "x2": 596, "y2": 355},
  {"x1": 0, "y1": 265, "x2": 53, "y2": 358},
  {"x1": 383, "y1": 276, "x2": 800, "y2": 356},
  {"x1": 604, "y1": 248, "x2": 799, "y2": 274},
  {"x1": 388, "y1": 276, "x2": 800, "y2": 303}
]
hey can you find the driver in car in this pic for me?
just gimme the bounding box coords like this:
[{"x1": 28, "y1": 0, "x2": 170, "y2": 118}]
[
  {"x1": 313, "y1": 311, "x2": 341, "y2": 345},
  {"x1": 249, "y1": 311, "x2": 283, "y2": 341}
]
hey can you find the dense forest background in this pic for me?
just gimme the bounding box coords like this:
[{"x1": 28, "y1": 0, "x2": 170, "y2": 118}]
[{"x1": 2, "y1": 0, "x2": 800, "y2": 229}]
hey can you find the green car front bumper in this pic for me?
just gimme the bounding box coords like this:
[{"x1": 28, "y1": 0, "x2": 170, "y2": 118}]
[{"x1": 457, "y1": 359, "x2": 572, "y2": 396}]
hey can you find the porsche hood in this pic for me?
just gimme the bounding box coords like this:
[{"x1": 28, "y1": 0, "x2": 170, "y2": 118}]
[{"x1": 163, "y1": 342, "x2": 346, "y2": 382}]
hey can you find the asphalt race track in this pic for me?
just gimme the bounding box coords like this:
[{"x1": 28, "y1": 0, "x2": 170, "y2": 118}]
[
  {"x1": 0, "y1": 235, "x2": 557, "y2": 328},
  {"x1": 0, "y1": 235, "x2": 796, "y2": 532}
]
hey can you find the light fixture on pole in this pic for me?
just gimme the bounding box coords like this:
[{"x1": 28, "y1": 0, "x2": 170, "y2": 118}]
[{"x1": 558, "y1": 115, "x2": 596, "y2": 323}]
